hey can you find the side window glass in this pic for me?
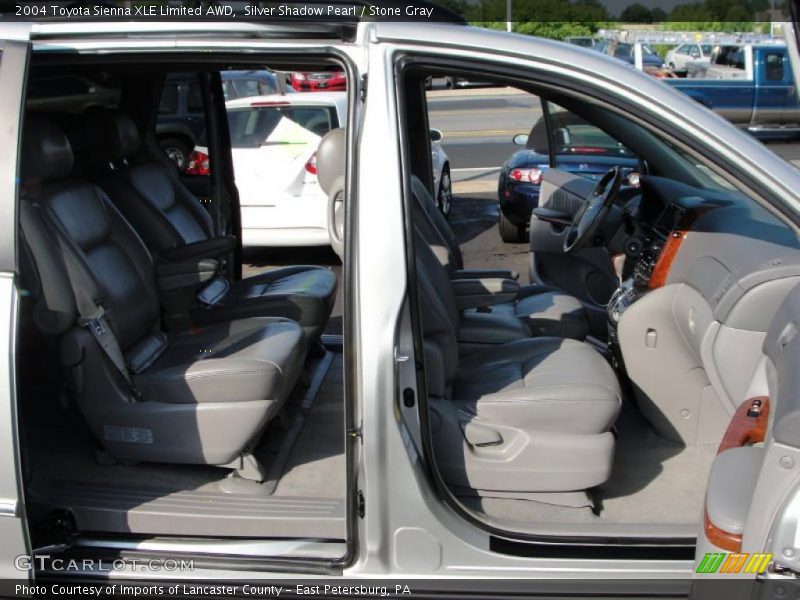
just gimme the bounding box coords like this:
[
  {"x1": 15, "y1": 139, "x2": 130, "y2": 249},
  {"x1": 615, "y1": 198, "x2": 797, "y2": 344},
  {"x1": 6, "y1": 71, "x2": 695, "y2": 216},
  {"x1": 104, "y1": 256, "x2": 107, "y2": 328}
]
[
  {"x1": 733, "y1": 48, "x2": 745, "y2": 70},
  {"x1": 155, "y1": 72, "x2": 207, "y2": 171},
  {"x1": 26, "y1": 73, "x2": 121, "y2": 112},
  {"x1": 765, "y1": 53, "x2": 785, "y2": 81},
  {"x1": 615, "y1": 44, "x2": 632, "y2": 60},
  {"x1": 258, "y1": 79, "x2": 277, "y2": 95},
  {"x1": 159, "y1": 82, "x2": 179, "y2": 115},
  {"x1": 187, "y1": 81, "x2": 204, "y2": 113}
]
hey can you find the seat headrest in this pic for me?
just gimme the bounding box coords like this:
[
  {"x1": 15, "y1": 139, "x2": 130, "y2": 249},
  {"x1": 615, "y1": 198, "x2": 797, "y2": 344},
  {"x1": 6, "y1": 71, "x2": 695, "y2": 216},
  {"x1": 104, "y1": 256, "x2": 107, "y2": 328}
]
[
  {"x1": 22, "y1": 116, "x2": 74, "y2": 183},
  {"x1": 86, "y1": 109, "x2": 141, "y2": 163},
  {"x1": 317, "y1": 128, "x2": 346, "y2": 195}
]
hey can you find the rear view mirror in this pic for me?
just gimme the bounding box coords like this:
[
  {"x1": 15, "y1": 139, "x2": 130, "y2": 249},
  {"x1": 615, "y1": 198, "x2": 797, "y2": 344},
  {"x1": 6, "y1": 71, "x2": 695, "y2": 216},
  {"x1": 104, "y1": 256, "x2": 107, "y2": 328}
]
[
  {"x1": 430, "y1": 128, "x2": 444, "y2": 143},
  {"x1": 512, "y1": 133, "x2": 529, "y2": 146}
]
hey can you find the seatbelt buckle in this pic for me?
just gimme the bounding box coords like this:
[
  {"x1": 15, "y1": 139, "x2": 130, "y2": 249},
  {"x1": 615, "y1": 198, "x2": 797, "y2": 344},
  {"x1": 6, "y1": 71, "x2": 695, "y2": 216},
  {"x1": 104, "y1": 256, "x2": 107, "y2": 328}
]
[
  {"x1": 89, "y1": 317, "x2": 106, "y2": 337},
  {"x1": 79, "y1": 307, "x2": 107, "y2": 334},
  {"x1": 196, "y1": 276, "x2": 229, "y2": 308},
  {"x1": 79, "y1": 306, "x2": 108, "y2": 337}
]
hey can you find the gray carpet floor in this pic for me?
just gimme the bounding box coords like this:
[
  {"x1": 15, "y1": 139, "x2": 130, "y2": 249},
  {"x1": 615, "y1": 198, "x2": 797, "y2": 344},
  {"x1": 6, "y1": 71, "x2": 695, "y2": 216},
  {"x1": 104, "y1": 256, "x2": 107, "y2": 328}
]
[
  {"x1": 26, "y1": 352, "x2": 346, "y2": 500},
  {"x1": 273, "y1": 356, "x2": 346, "y2": 498},
  {"x1": 459, "y1": 399, "x2": 717, "y2": 527}
]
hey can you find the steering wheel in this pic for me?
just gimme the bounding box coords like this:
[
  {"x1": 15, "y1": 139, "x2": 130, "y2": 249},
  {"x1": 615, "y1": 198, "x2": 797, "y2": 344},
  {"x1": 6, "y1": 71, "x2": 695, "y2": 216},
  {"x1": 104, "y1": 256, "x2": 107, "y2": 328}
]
[{"x1": 562, "y1": 167, "x2": 624, "y2": 253}]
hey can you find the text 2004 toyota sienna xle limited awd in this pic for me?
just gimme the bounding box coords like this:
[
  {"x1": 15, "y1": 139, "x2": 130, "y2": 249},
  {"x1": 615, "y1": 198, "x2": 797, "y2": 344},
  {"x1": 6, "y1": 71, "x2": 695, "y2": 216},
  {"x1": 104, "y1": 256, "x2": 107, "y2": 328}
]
[{"x1": 2, "y1": 6, "x2": 800, "y2": 599}]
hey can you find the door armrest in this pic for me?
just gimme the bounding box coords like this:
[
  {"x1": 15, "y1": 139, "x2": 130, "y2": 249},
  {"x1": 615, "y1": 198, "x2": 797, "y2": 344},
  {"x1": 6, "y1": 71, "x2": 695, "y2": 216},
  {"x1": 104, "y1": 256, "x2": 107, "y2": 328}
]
[
  {"x1": 532, "y1": 207, "x2": 572, "y2": 226},
  {"x1": 450, "y1": 268, "x2": 519, "y2": 281},
  {"x1": 704, "y1": 396, "x2": 770, "y2": 552},
  {"x1": 705, "y1": 446, "x2": 764, "y2": 549},
  {"x1": 450, "y1": 278, "x2": 519, "y2": 310}
]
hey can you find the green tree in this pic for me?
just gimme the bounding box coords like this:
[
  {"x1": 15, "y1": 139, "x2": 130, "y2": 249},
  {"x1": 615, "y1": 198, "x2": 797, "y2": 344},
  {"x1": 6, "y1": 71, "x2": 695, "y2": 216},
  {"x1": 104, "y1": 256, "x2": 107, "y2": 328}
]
[
  {"x1": 569, "y1": 0, "x2": 609, "y2": 21},
  {"x1": 651, "y1": 7, "x2": 668, "y2": 21},
  {"x1": 465, "y1": 0, "x2": 506, "y2": 21},
  {"x1": 514, "y1": 21, "x2": 597, "y2": 39},
  {"x1": 667, "y1": 4, "x2": 716, "y2": 22},
  {"x1": 619, "y1": 3, "x2": 653, "y2": 22}
]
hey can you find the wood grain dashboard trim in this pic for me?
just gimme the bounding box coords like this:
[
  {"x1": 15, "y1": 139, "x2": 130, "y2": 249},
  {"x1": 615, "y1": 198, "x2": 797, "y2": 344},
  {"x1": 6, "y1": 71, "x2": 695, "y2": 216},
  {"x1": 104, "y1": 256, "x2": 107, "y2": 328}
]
[{"x1": 648, "y1": 230, "x2": 687, "y2": 289}]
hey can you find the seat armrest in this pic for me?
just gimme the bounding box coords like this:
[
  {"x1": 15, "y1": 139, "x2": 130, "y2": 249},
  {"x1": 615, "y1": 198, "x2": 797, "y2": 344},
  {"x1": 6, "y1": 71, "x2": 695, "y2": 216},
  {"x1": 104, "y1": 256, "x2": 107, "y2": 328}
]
[
  {"x1": 450, "y1": 278, "x2": 519, "y2": 310},
  {"x1": 155, "y1": 258, "x2": 219, "y2": 292},
  {"x1": 158, "y1": 235, "x2": 236, "y2": 262},
  {"x1": 450, "y1": 268, "x2": 519, "y2": 281},
  {"x1": 458, "y1": 311, "x2": 530, "y2": 355}
]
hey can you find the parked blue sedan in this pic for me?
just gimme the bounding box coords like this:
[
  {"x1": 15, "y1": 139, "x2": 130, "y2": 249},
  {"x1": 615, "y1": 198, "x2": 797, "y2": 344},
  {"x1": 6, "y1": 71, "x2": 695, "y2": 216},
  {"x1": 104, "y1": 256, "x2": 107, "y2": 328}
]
[{"x1": 497, "y1": 109, "x2": 639, "y2": 242}]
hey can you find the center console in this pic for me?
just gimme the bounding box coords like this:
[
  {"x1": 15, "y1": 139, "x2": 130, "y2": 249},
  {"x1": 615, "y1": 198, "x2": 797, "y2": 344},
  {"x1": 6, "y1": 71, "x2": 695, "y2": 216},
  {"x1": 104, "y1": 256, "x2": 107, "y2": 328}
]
[
  {"x1": 606, "y1": 235, "x2": 668, "y2": 368},
  {"x1": 606, "y1": 199, "x2": 692, "y2": 347}
]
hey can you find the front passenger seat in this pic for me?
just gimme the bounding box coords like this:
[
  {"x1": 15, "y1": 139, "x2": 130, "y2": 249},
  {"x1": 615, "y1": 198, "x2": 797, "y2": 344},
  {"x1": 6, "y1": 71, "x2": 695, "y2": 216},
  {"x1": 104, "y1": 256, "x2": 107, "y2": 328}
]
[
  {"x1": 411, "y1": 176, "x2": 588, "y2": 340},
  {"x1": 415, "y1": 225, "x2": 621, "y2": 494},
  {"x1": 88, "y1": 110, "x2": 336, "y2": 342}
]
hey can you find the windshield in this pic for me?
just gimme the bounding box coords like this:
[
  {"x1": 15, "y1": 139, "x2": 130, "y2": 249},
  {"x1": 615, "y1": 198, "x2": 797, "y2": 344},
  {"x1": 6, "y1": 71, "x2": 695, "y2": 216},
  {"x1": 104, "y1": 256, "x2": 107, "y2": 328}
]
[
  {"x1": 223, "y1": 76, "x2": 278, "y2": 101},
  {"x1": 529, "y1": 103, "x2": 635, "y2": 159},
  {"x1": 227, "y1": 104, "x2": 338, "y2": 148}
]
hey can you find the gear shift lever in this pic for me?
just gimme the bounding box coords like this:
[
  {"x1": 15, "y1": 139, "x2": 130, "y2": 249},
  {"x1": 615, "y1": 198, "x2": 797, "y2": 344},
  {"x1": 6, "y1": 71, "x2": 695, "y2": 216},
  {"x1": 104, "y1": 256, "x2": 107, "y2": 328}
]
[{"x1": 612, "y1": 253, "x2": 626, "y2": 286}]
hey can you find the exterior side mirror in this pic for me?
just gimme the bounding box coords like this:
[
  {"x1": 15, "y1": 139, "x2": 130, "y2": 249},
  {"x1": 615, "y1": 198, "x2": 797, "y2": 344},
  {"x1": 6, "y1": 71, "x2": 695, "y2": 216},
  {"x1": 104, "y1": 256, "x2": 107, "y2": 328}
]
[
  {"x1": 430, "y1": 128, "x2": 444, "y2": 143},
  {"x1": 512, "y1": 133, "x2": 529, "y2": 146}
]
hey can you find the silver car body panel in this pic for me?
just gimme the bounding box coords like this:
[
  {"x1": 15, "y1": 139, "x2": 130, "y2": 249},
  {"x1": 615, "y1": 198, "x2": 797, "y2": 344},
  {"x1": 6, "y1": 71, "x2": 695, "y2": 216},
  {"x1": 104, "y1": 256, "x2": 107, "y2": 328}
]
[{"x1": 0, "y1": 32, "x2": 32, "y2": 581}]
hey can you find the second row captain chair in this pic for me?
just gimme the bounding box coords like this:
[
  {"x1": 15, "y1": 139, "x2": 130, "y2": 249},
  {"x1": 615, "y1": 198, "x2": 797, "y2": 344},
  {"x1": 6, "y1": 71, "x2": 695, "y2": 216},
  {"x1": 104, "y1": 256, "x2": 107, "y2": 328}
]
[
  {"x1": 20, "y1": 116, "x2": 307, "y2": 480},
  {"x1": 86, "y1": 109, "x2": 336, "y2": 342}
]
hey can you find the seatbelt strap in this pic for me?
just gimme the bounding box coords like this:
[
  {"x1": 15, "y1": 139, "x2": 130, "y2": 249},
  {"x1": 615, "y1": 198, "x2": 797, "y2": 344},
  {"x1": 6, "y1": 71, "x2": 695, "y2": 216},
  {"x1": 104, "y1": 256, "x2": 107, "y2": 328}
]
[
  {"x1": 57, "y1": 230, "x2": 139, "y2": 397},
  {"x1": 21, "y1": 201, "x2": 140, "y2": 398}
]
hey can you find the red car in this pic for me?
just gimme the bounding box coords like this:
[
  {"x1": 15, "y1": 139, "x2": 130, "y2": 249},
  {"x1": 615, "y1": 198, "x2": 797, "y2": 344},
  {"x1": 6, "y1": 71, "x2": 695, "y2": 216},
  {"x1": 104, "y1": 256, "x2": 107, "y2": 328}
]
[{"x1": 290, "y1": 70, "x2": 346, "y2": 92}]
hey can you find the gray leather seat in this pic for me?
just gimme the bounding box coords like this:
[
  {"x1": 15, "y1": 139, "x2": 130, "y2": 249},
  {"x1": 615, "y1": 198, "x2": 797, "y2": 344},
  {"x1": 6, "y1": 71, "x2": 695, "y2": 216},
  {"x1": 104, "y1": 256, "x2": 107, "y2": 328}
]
[
  {"x1": 87, "y1": 110, "x2": 336, "y2": 342},
  {"x1": 20, "y1": 116, "x2": 306, "y2": 477},
  {"x1": 415, "y1": 225, "x2": 620, "y2": 493},
  {"x1": 411, "y1": 176, "x2": 588, "y2": 340}
]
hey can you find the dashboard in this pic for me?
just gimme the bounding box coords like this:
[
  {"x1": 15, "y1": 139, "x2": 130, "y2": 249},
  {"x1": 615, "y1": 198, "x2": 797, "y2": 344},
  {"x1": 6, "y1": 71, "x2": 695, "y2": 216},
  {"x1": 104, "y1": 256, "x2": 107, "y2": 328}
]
[
  {"x1": 602, "y1": 174, "x2": 800, "y2": 445},
  {"x1": 607, "y1": 176, "x2": 741, "y2": 357},
  {"x1": 617, "y1": 177, "x2": 735, "y2": 291}
]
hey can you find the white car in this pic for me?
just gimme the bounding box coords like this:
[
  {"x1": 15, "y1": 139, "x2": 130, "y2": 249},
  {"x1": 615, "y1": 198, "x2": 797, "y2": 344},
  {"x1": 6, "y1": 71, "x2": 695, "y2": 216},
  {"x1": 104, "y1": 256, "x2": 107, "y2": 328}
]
[
  {"x1": 190, "y1": 91, "x2": 451, "y2": 247},
  {"x1": 665, "y1": 42, "x2": 713, "y2": 73}
]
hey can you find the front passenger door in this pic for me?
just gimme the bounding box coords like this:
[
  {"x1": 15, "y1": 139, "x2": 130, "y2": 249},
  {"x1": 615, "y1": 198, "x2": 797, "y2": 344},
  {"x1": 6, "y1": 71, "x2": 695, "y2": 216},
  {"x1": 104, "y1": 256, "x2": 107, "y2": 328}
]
[{"x1": 690, "y1": 282, "x2": 800, "y2": 598}]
